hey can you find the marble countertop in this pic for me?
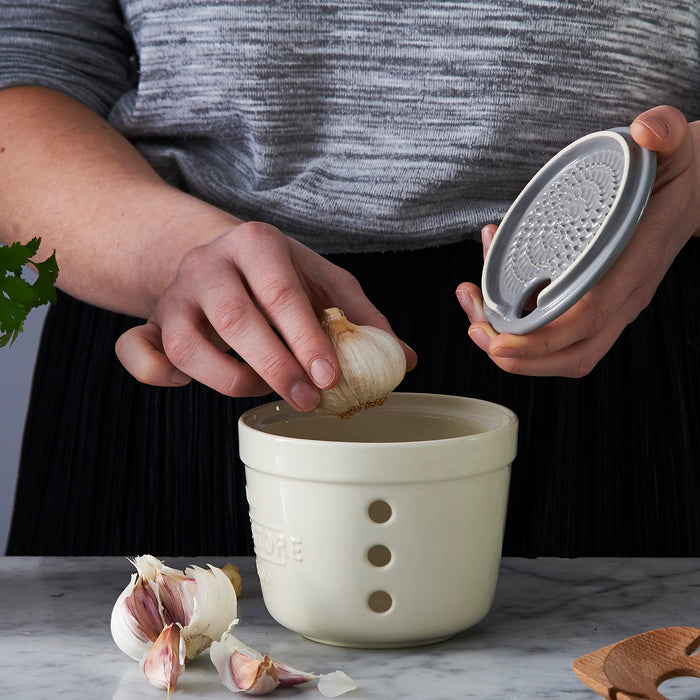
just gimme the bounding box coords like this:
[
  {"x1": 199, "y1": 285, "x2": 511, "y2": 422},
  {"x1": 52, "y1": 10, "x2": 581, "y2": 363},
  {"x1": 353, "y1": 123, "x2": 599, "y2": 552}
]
[{"x1": 1, "y1": 556, "x2": 699, "y2": 699}]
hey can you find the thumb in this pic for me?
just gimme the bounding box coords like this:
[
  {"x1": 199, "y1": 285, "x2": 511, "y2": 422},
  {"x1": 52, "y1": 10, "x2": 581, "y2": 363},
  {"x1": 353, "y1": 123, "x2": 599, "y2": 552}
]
[
  {"x1": 630, "y1": 105, "x2": 692, "y2": 181},
  {"x1": 115, "y1": 321, "x2": 192, "y2": 386}
]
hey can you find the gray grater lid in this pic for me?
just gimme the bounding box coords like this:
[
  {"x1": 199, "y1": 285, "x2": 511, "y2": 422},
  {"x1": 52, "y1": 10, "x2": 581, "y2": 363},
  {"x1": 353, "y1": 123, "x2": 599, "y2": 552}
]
[{"x1": 481, "y1": 127, "x2": 656, "y2": 335}]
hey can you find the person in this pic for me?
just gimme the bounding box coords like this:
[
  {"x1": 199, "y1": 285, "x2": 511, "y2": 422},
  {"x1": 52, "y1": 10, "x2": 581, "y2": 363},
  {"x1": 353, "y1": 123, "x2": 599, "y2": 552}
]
[{"x1": 1, "y1": 1, "x2": 698, "y2": 557}]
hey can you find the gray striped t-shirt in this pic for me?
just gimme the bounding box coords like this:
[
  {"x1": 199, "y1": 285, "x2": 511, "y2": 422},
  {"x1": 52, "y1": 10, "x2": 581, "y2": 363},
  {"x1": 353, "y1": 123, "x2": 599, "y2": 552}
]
[{"x1": 1, "y1": 1, "x2": 698, "y2": 253}]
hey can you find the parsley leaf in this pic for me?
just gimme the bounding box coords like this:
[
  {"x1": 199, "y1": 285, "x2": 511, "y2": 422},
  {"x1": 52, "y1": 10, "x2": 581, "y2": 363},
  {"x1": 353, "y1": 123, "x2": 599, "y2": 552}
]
[{"x1": 0, "y1": 237, "x2": 59, "y2": 348}]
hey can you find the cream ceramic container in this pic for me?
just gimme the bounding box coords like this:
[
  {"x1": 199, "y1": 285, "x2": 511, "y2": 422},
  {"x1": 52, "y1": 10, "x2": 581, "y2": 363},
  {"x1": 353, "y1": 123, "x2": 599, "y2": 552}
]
[{"x1": 238, "y1": 392, "x2": 518, "y2": 648}]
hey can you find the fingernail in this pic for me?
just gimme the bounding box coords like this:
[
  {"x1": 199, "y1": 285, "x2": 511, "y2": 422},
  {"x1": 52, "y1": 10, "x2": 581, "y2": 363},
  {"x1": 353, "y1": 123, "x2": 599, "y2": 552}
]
[
  {"x1": 636, "y1": 116, "x2": 668, "y2": 139},
  {"x1": 468, "y1": 327, "x2": 491, "y2": 352},
  {"x1": 490, "y1": 345, "x2": 520, "y2": 359},
  {"x1": 168, "y1": 368, "x2": 191, "y2": 384},
  {"x1": 481, "y1": 227, "x2": 495, "y2": 254},
  {"x1": 290, "y1": 380, "x2": 320, "y2": 412},
  {"x1": 457, "y1": 290, "x2": 474, "y2": 318},
  {"x1": 309, "y1": 357, "x2": 336, "y2": 388}
]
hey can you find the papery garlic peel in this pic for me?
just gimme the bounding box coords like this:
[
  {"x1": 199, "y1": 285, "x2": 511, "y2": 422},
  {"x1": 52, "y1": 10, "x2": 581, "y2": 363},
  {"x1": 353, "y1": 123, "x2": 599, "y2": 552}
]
[
  {"x1": 317, "y1": 307, "x2": 406, "y2": 418},
  {"x1": 111, "y1": 555, "x2": 238, "y2": 683}
]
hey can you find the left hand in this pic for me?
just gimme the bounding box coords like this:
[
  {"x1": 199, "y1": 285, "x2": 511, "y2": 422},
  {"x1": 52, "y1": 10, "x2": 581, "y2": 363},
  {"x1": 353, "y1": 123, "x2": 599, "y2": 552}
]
[{"x1": 456, "y1": 105, "x2": 700, "y2": 377}]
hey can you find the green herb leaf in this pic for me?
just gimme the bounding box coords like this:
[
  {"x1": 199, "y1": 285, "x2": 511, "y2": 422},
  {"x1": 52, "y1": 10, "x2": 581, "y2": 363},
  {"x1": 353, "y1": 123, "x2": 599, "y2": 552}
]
[{"x1": 0, "y1": 237, "x2": 59, "y2": 348}]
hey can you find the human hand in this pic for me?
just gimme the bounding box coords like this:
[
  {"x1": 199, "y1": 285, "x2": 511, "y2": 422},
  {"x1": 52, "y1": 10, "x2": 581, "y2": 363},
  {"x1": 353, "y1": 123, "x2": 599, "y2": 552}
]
[
  {"x1": 456, "y1": 105, "x2": 700, "y2": 377},
  {"x1": 115, "y1": 221, "x2": 416, "y2": 412}
]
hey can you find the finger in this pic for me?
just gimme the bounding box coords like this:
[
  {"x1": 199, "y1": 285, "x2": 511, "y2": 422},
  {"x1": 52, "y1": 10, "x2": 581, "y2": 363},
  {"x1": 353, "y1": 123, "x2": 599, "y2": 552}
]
[
  {"x1": 481, "y1": 224, "x2": 497, "y2": 259},
  {"x1": 455, "y1": 283, "x2": 503, "y2": 353},
  {"x1": 461, "y1": 263, "x2": 647, "y2": 369},
  {"x1": 157, "y1": 295, "x2": 274, "y2": 398},
  {"x1": 485, "y1": 284, "x2": 629, "y2": 362},
  {"x1": 295, "y1": 247, "x2": 418, "y2": 371},
  {"x1": 233, "y1": 233, "x2": 342, "y2": 388},
  {"x1": 192, "y1": 263, "x2": 326, "y2": 411},
  {"x1": 631, "y1": 105, "x2": 694, "y2": 185},
  {"x1": 482, "y1": 303, "x2": 629, "y2": 377},
  {"x1": 465, "y1": 263, "x2": 639, "y2": 374},
  {"x1": 115, "y1": 322, "x2": 193, "y2": 386},
  {"x1": 468, "y1": 322, "x2": 499, "y2": 356},
  {"x1": 455, "y1": 281, "x2": 488, "y2": 325},
  {"x1": 457, "y1": 272, "x2": 605, "y2": 360},
  {"x1": 631, "y1": 105, "x2": 690, "y2": 157}
]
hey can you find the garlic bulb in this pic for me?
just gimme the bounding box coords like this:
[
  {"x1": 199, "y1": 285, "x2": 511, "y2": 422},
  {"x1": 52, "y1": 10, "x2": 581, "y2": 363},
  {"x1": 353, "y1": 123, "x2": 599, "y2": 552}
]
[
  {"x1": 110, "y1": 555, "x2": 238, "y2": 692},
  {"x1": 317, "y1": 307, "x2": 406, "y2": 417}
]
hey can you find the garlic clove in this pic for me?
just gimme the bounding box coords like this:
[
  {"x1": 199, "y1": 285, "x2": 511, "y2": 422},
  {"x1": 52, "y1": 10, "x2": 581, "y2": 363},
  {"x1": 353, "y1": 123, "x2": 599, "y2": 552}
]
[
  {"x1": 180, "y1": 564, "x2": 239, "y2": 661},
  {"x1": 111, "y1": 573, "x2": 157, "y2": 661},
  {"x1": 317, "y1": 307, "x2": 406, "y2": 418},
  {"x1": 211, "y1": 626, "x2": 350, "y2": 696},
  {"x1": 140, "y1": 623, "x2": 186, "y2": 695},
  {"x1": 317, "y1": 670, "x2": 357, "y2": 697},
  {"x1": 273, "y1": 659, "x2": 316, "y2": 687},
  {"x1": 156, "y1": 568, "x2": 195, "y2": 627},
  {"x1": 211, "y1": 626, "x2": 314, "y2": 694},
  {"x1": 210, "y1": 626, "x2": 264, "y2": 693},
  {"x1": 231, "y1": 652, "x2": 280, "y2": 695},
  {"x1": 127, "y1": 577, "x2": 169, "y2": 641}
]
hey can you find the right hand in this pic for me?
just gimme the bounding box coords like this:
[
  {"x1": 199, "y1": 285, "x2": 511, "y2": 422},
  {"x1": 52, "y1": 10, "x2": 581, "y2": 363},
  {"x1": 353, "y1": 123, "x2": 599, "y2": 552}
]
[
  {"x1": 115, "y1": 221, "x2": 417, "y2": 412},
  {"x1": 456, "y1": 105, "x2": 700, "y2": 378}
]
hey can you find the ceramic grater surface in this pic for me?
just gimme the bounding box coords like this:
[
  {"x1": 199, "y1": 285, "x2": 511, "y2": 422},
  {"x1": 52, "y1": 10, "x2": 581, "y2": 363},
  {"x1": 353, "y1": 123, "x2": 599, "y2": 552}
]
[{"x1": 481, "y1": 127, "x2": 656, "y2": 335}]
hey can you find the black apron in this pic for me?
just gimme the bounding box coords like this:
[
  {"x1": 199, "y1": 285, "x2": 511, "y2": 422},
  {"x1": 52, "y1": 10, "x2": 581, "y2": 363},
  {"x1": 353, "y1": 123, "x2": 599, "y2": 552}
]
[{"x1": 8, "y1": 238, "x2": 700, "y2": 557}]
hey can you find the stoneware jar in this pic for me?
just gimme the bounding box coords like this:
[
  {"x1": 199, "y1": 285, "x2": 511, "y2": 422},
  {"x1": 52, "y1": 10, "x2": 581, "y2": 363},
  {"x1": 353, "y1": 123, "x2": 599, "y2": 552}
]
[{"x1": 238, "y1": 392, "x2": 518, "y2": 648}]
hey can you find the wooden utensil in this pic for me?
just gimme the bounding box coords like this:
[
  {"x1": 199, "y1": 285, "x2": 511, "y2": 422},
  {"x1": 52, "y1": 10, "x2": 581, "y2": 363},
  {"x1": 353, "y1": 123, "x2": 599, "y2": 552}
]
[{"x1": 573, "y1": 627, "x2": 700, "y2": 699}]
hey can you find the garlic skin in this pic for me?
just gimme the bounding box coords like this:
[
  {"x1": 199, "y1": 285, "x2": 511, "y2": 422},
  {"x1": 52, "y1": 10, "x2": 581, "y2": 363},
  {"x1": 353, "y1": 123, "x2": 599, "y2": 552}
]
[
  {"x1": 317, "y1": 307, "x2": 406, "y2": 417},
  {"x1": 317, "y1": 670, "x2": 358, "y2": 698},
  {"x1": 110, "y1": 555, "x2": 238, "y2": 679}
]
